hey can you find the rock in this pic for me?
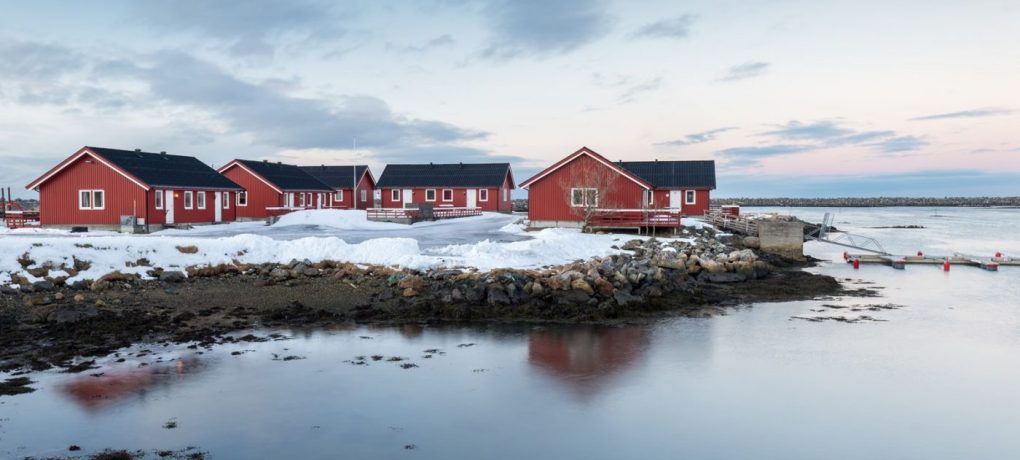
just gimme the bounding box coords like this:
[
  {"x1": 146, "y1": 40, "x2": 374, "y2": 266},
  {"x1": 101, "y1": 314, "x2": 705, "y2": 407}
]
[
  {"x1": 301, "y1": 268, "x2": 320, "y2": 277},
  {"x1": 10, "y1": 274, "x2": 30, "y2": 287},
  {"x1": 486, "y1": 284, "x2": 511, "y2": 305},
  {"x1": 90, "y1": 271, "x2": 136, "y2": 292},
  {"x1": 24, "y1": 294, "x2": 52, "y2": 306},
  {"x1": 594, "y1": 278, "x2": 615, "y2": 296},
  {"x1": 700, "y1": 260, "x2": 725, "y2": 274},
  {"x1": 529, "y1": 281, "x2": 544, "y2": 295},
  {"x1": 32, "y1": 280, "x2": 55, "y2": 292},
  {"x1": 402, "y1": 287, "x2": 418, "y2": 297},
  {"x1": 0, "y1": 285, "x2": 18, "y2": 295},
  {"x1": 175, "y1": 245, "x2": 199, "y2": 254},
  {"x1": 27, "y1": 266, "x2": 50, "y2": 278},
  {"x1": 570, "y1": 278, "x2": 594, "y2": 296},
  {"x1": 704, "y1": 272, "x2": 747, "y2": 283},
  {"x1": 159, "y1": 271, "x2": 186, "y2": 283},
  {"x1": 742, "y1": 236, "x2": 761, "y2": 249},
  {"x1": 269, "y1": 268, "x2": 290, "y2": 280},
  {"x1": 54, "y1": 292, "x2": 65, "y2": 300},
  {"x1": 621, "y1": 240, "x2": 643, "y2": 250},
  {"x1": 50, "y1": 305, "x2": 99, "y2": 323},
  {"x1": 613, "y1": 289, "x2": 641, "y2": 306},
  {"x1": 73, "y1": 293, "x2": 86, "y2": 303},
  {"x1": 254, "y1": 280, "x2": 269, "y2": 288},
  {"x1": 397, "y1": 275, "x2": 425, "y2": 296}
]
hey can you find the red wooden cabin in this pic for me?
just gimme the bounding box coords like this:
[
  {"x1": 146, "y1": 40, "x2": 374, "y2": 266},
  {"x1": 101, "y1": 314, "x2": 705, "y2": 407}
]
[
  {"x1": 518, "y1": 147, "x2": 716, "y2": 229},
  {"x1": 218, "y1": 160, "x2": 335, "y2": 219},
  {"x1": 299, "y1": 165, "x2": 377, "y2": 209},
  {"x1": 376, "y1": 163, "x2": 514, "y2": 212},
  {"x1": 26, "y1": 146, "x2": 242, "y2": 231}
]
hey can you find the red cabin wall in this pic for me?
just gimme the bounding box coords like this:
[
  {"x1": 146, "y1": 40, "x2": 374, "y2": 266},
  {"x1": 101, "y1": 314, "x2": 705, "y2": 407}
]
[
  {"x1": 645, "y1": 188, "x2": 712, "y2": 215},
  {"x1": 526, "y1": 155, "x2": 646, "y2": 222},
  {"x1": 498, "y1": 174, "x2": 514, "y2": 212},
  {"x1": 145, "y1": 189, "x2": 237, "y2": 225},
  {"x1": 326, "y1": 173, "x2": 376, "y2": 209},
  {"x1": 37, "y1": 155, "x2": 146, "y2": 226},
  {"x1": 379, "y1": 186, "x2": 504, "y2": 211},
  {"x1": 221, "y1": 166, "x2": 284, "y2": 219}
]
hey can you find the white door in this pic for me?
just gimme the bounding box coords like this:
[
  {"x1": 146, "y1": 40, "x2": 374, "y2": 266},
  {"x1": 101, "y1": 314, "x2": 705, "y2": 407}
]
[
  {"x1": 214, "y1": 192, "x2": 222, "y2": 223},
  {"x1": 402, "y1": 189, "x2": 412, "y2": 207},
  {"x1": 466, "y1": 189, "x2": 477, "y2": 209},
  {"x1": 669, "y1": 190, "x2": 682, "y2": 210},
  {"x1": 165, "y1": 190, "x2": 175, "y2": 224}
]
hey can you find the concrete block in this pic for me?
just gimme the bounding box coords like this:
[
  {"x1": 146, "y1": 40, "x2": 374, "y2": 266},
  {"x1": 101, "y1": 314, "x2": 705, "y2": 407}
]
[{"x1": 758, "y1": 221, "x2": 804, "y2": 259}]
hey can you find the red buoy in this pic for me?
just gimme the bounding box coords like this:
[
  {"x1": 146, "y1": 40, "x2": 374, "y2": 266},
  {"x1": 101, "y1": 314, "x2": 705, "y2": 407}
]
[
  {"x1": 943, "y1": 260, "x2": 951, "y2": 272},
  {"x1": 917, "y1": 251, "x2": 924, "y2": 257},
  {"x1": 995, "y1": 251, "x2": 1002, "y2": 258},
  {"x1": 853, "y1": 258, "x2": 860, "y2": 269}
]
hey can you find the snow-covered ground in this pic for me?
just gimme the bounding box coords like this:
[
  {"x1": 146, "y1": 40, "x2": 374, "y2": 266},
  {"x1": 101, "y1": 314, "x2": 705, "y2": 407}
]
[{"x1": 1, "y1": 210, "x2": 664, "y2": 286}]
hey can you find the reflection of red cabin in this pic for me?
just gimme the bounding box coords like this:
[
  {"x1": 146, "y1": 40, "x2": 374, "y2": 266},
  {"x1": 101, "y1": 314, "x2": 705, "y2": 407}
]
[
  {"x1": 519, "y1": 147, "x2": 716, "y2": 228},
  {"x1": 299, "y1": 165, "x2": 377, "y2": 209},
  {"x1": 528, "y1": 327, "x2": 647, "y2": 398},
  {"x1": 375, "y1": 163, "x2": 514, "y2": 212},
  {"x1": 218, "y1": 159, "x2": 335, "y2": 220},
  {"x1": 25, "y1": 146, "x2": 242, "y2": 231}
]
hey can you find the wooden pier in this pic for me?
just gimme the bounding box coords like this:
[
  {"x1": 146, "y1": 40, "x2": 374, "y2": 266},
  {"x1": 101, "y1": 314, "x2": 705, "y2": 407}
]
[{"x1": 846, "y1": 253, "x2": 1018, "y2": 271}]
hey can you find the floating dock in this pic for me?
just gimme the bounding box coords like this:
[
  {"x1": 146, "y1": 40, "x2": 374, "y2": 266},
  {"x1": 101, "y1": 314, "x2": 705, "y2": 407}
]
[{"x1": 846, "y1": 253, "x2": 1018, "y2": 271}]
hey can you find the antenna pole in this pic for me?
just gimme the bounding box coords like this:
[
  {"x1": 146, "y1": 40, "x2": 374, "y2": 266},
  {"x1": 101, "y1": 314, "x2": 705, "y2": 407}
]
[{"x1": 352, "y1": 137, "x2": 357, "y2": 210}]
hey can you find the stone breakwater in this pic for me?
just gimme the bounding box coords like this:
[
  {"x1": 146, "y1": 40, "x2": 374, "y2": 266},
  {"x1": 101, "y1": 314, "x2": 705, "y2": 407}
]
[{"x1": 0, "y1": 228, "x2": 845, "y2": 372}]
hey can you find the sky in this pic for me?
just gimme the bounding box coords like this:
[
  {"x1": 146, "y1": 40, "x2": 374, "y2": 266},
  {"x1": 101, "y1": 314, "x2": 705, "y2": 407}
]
[{"x1": 1, "y1": 0, "x2": 1018, "y2": 199}]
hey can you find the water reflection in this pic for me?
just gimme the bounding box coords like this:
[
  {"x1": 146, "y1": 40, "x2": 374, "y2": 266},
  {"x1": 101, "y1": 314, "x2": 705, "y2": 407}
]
[
  {"x1": 528, "y1": 326, "x2": 649, "y2": 399},
  {"x1": 60, "y1": 356, "x2": 203, "y2": 412}
]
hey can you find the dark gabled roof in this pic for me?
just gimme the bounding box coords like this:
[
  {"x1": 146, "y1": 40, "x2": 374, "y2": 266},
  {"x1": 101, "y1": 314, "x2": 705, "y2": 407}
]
[
  {"x1": 234, "y1": 160, "x2": 333, "y2": 192},
  {"x1": 619, "y1": 160, "x2": 716, "y2": 189},
  {"x1": 298, "y1": 165, "x2": 370, "y2": 189},
  {"x1": 376, "y1": 163, "x2": 513, "y2": 188},
  {"x1": 87, "y1": 147, "x2": 241, "y2": 190}
]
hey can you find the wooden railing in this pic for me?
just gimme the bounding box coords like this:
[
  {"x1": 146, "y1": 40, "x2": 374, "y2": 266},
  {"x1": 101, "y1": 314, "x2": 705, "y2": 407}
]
[
  {"x1": 366, "y1": 207, "x2": 482, "y2": 222},
  {"x1": 589, "y1": 209, "x2": 682, "y2": 228},
  {"x1": 2, "y1": 210, "x2": 40, "y2": 229},
  {"x1": 704, "y1": 211, "x2": 758, "y2": 235}
]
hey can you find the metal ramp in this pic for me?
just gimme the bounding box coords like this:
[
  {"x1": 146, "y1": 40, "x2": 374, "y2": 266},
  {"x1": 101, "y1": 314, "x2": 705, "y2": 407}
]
[{"x1": 806, "y1": 212, "x2": 891, "y2": 255}]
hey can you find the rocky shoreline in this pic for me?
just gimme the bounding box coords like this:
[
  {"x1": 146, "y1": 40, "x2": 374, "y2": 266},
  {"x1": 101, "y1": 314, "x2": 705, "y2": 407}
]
[{"x1": 0, "y1": 228, "x2": 847, "y2": 374}]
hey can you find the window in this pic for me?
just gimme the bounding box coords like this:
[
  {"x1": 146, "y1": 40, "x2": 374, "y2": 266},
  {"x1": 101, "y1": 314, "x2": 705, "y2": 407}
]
[
  {"x1": 335, "y1": 190, "x2": 344, "y2": 202},
  {"x1": 391, "y1": 189, "x2": 400, "y2": 201},
  {"x1": 299, "y1": 193, "x2": 305, "y2": 207},
  {"x1": 645, "y1": 190, "x2": 654, "y2": 206},
  {"x1": 570, "y1": 188, "x2": 597, "y2": 207},
  {"x1": 503, "y1": 188, "x2": 508, "y2": 202},
  {"x1": 78, "y1": 190, "x2": 104, "y2": 210},
  {"x1": 184, "y1": 191, "x2": 194, "y2": 209},
  {"x1": 360, "y1": 189, "x2": 367, "y2": 202},
  {"x1": 155, "y1": 190, "x2": 163, "y2": 209},
  {"x1": 479, "y1": 189, "x2": 488, "y2": 202},
  {"x1": 197, "y1": 192, "x2": 206, "y2": 209},
  {"x1": 237, "y1": 191, "x2": 248, "y2": 207},
  {"x1": 442, "y1": 189, "x2": 453, "y2": 202},
  {"x1": 223, "y1": 192, "x2": 230, "y2": 209},
  {"x1": 685, "y1": 190, "x2": 696, "y2": 205},
  {"x1": 425, "y1": 189, "x2": 436, "y2": 202}
]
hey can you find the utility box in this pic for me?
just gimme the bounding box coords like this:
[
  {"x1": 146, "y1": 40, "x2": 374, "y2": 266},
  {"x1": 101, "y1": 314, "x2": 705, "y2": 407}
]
[
  {"x1": 419, "y1": 203, "x2": 435, "y2": 221},
  {"x1": 119, "y1": 215, "x2": 146, "y2": 234}
]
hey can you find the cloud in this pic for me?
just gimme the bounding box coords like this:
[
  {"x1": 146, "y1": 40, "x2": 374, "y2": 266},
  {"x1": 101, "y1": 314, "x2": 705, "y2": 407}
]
[
  {"x1": 718, "y1": 61, "x2": 770, "y2": 82},
  {"x1": 129, "y1": 0, "x2": 349, "y2": 57},
  {"x1": 0, "y1": 39, "x2": 82, "y2": 78},
  {"x1": 631, "y1": 15, "x2": 697, "y2": 39},
  {"x1": 909, "y1": 107, "x2": 1013, "y2": 121},
  {"x1": 716, "y1": 144, "x2": 812, "y2": 162},
  {"x1": 480, "y1": 0, "x2": 612, "y2": 58},
  {"x1": 617, "y1": 78, "x2": 662, "y2": 103},
  {"x1": 761, "y1": 120, "x2": 895, "y2": 146},
  {"x1": 868, "y1": 135, "x2": 927, "y2": 153},
  {"x1": 656, "y1": 127, "x2": 736, "y2": 147},
  {"x1": 386, "y1": 35, "x2": 456, "y2": 54}
]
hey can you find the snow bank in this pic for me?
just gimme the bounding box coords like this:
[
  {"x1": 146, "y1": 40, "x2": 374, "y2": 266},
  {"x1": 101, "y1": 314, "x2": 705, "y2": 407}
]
[{"x1": 0, "y1": 224, "x2": 634, "y2": 285}]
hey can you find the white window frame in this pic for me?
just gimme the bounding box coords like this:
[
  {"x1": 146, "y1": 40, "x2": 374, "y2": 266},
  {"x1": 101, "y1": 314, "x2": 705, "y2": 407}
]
[
  {"x1": 154, "y1": 189, "x2": 163, "y2": 209},
  {"x1": 425, "y1": 189, "x2": 437, "y2": 202},
  {"x1": 391, "y1": 189, "x2": 400, "y2": 201},
  {"x1": 503, "y1": 188, "x2": 508, "y2": 202},
  {"x1": 299, "y1": 193, "x2": 305, "y2": 207},
  {"x1": 442, "y1": 189, "x2": 453, "y2": 202},
  {"x1": 78, "y1": 189, "x2": 105, "y2": 210},
  {"x1": 479, "y1": 189, "x2": 489, "y2": 202},
  {"x1": 184, "y1": 191, "x2": 194, "y2": 209},
  {"x1": 570, "y1": 188, "x2": 597, "y2": 208},
  {"x1": 646, "y1": 190, "x2": 655, "y2": 206},
  {"x1": 223, "y1": 192, "x2": 230, "y2": 209},
  {"x1": 237, "y1": 191, "x2": 248, "y2": 207},
  {"x1": 335, "y1": 190, "x2": 344, "y2": 202},
  {"x1": 685, "y1": 190, "x2": 696, "y2": 205},
  {"x1": 197, "y1": 191, "x2": 206, "y2": 209},
  {"x1": 360, "y1": 189, "x2": 367, "y2": 202}
]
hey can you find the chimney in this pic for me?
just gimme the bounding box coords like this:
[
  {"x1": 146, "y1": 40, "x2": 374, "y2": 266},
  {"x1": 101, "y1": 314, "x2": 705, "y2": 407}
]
[
  {"x1": 134, "y1": 148, "x2": 141, "y2": 152},
  {"x1": 160, "y1": 151, "x2": 166, "y2": 155}
]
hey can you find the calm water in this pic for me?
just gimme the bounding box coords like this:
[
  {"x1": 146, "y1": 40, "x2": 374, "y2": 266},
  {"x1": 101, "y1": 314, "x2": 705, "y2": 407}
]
[{"x1": 2, "y1": 207, "x2": 1018, "y2": 459}]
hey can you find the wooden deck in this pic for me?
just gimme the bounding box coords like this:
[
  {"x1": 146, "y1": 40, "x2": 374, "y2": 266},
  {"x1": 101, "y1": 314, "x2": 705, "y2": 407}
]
[
  {"x1": 588, "y1": 209, "x2": 682, "y2": 231},
  {"x1": 847, "y1": 253, "x2": 1018, "y2": 271}
]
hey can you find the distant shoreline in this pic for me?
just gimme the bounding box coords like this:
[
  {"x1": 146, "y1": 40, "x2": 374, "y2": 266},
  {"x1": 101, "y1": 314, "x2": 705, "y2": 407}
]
[{"x1": 711, "y1": 197, "x2": 1020, "y2": 208}]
